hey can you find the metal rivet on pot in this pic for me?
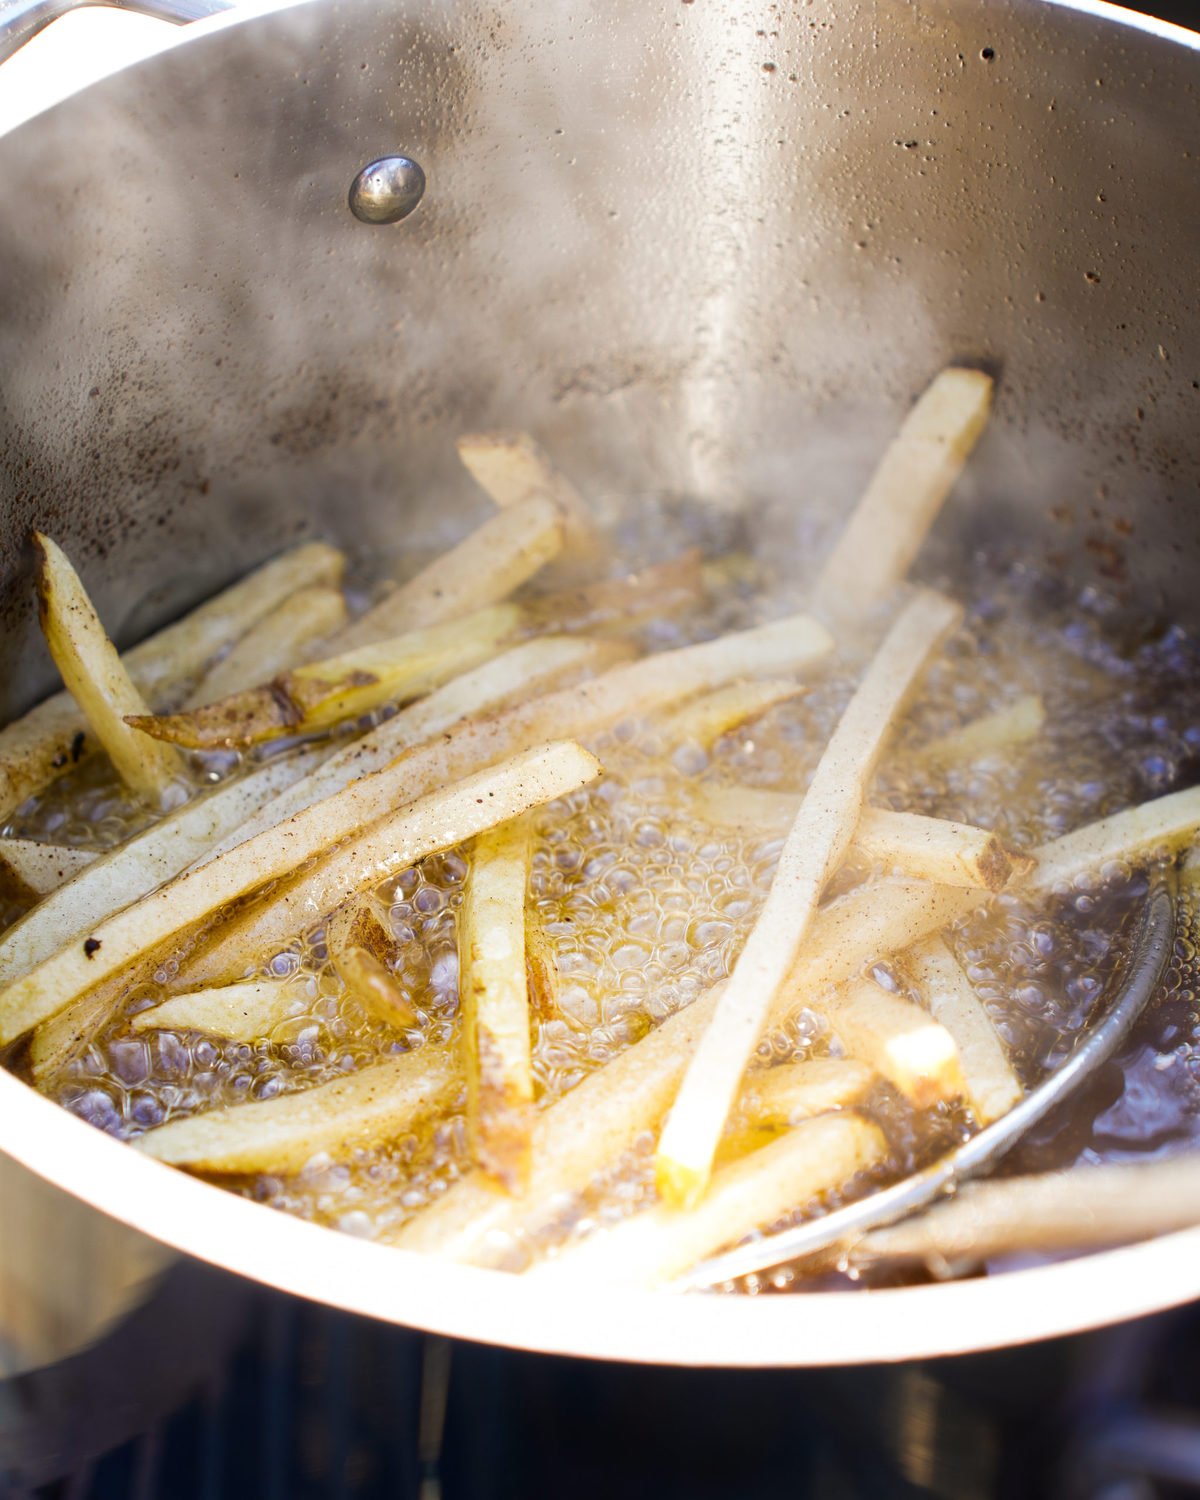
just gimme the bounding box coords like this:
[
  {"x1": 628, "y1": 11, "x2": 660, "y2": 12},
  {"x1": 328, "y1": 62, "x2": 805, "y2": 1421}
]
[{"x1": 348, "y1": 156, "x2": 426, "y2": 225}]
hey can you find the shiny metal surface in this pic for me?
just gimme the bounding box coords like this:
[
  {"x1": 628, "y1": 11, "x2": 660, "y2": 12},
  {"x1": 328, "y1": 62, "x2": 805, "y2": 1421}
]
[
  {"x1": 348, "y1": 154, "x2": 426, "y2": 225},
  {"x1": 0, "y1": 0, "x2": 1196, "y2": 1365},
  {"x1": 0, "y1": 0, "x2": 233, "y2": 65}
]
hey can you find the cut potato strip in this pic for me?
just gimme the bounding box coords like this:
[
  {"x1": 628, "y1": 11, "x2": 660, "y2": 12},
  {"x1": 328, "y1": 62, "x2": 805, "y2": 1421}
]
[
  {"x1": 0, "y1": 746, "x2": 327, "y2": 989},
  {"x1": 520, "y1": 553, "x2": 704, "y2": 639},
  {"x1": 532, "y1": 1114, "x2": 888, "y2": 1289},
  {"x1": 131, "y1": 603, "x2": 525, "y2": 749},
  {"x1": 0, "y1": 741, "x2": 601, "y2": 1045},
  {"x1": 459, "y1": 820, "x2": 535, "y2": 1191},
  {"x1": 721, "y1": 1057, "x2": 876, "y2": 1161},
  {"x1": 525, "y1": 908, "x2": 560, "y2": 1020},
  {"x1": 660, "y1": 680, "x2": 804, "y2": 750},
  {"x1": 656, "y1": 589, "x2": 962, "y2": 1208},
  {"x1": 331, "y1": 496, "x2": 564, "y2": 652},
  {"x1": 1027, "y1": 785, "x2": 1200, "y2": 894},
  {"x1": 456, "y1": 430, "x2": 598, "y2": 568},
  {"x1": 904, "y1": 936, "x2": 1022, "y2": 1125},
  {"x1": 820, "y1": 979, "x2": 966, "y2": 1109},
  {"x1": 185, "y1": 586, "x2": 348, "y2": 706},
  {"x1": 0, "y1": 542, "x2": 342, "y2": 824},
  {"x1": 0, "y1": 839, "x2": 96, "y2": 896},
  {"x1": 131, "y1": 981, "x2": 309, "y2": 1042},
  {"x1": 137, "y1": 1046, "x2": 462, "y2": 1174},
  {"x1": 917, "y1": 694, "x2": 1045, "y2": 766},
  {"x1": 35, "y1": 534, "x2": 184, "y2": 802},
  {"x1": 326, "y1": 898, "x2": 417, "y2": 1031},
  {"x1": 812, "y1": 368, "x2": 994, "y2": 621}
]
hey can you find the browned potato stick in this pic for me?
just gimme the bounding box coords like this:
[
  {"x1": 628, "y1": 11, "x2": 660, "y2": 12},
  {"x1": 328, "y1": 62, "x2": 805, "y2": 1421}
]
[
  {"x1": 820, "y1": 978, "x2": 966, "y2": 1108},
  {"x1": 326, "y1": 897, "x2": 417, "y2": 1030},
  {"x1": 904, "y1": 936, "x2": 1022, "y2": 1124},
  {"x1": 178, "y1": 614, "x2": 833, "y2": 988},
  {"x1": 137, "y1": 1046, "x2": 462, "y2": 1174},
  {"x1": 660, "y1": 680, "x2": 805, "y2": 750},
  {"x1": 0, "y1": 542, "x2": 343, "y2": 825},
  {"x1": 459, "y1": 820, "x2": 535, "y2": 1191},
  {"x1": 720, "y1": 1057, "x2": 876, "y2": 1161},
  {"x1": 525, "y1": 908, "x2": 560, "y2": 1020},
  {"x1": 184, "y1": 586, "x2": 348, "y2": 706},
  {"x1": 0, "y1": 745, "x2": 327, "y2": 988},
  {"x1": 130, "y1": 603, "x2": 524, "y2": 749},
  {"x1": 532, "y1": 1114, "x2": 888, "y2": 1289},
  {"x1": 812, "y1": 368, "x2": 994, "y2": 620},
  {"x1": 917, "y1": 693, "x2": 1045, "y2": 765},
  {"x1": 520, "y1": 553, "x2": 704, "y2": 638},
  {"x1": 330, "y1": 495, "x2": 564, "y2": 652},
  {"x1": 0, "y1": 740, "x2": 601, "y2": 1046},
  {"x1": 456, "y1": 430, "x2": 599, "y2": 567},
  {"x1": 1027, "y1": 785, "x2": 1200, "y2": 893},
  {"x1": 0, "y1": 839, "x2": 96, "y2": 896},
  {"x1": 130, "y1": 981, "x2": 309, "y2": 1042},
  {"x1": 35, "y1": 534, "x2": 184, "y2": 801},
  {"x1": 656, "y1": 589, "x2": 962, "y2": 1208}
]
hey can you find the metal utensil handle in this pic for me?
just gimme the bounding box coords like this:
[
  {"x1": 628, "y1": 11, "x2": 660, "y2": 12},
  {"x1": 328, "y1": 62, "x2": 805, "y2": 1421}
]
[
  {"x1": 0, "y1": 0, "x2": 234, "y2": 66},
  {"x1": 678, "y1": 871, "x2": 1177, "y2": 1291}
]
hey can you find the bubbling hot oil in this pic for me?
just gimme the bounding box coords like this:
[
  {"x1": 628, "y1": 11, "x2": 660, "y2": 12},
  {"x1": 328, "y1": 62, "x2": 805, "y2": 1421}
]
[{"x1": 11, "y1": 554, "x2": 1200, "y2": 1287}]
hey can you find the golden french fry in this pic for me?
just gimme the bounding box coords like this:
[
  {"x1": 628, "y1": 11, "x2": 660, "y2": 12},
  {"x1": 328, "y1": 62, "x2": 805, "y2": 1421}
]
[
  {"x1": 916, "y1": 693, "x2": 1045, "y2": 766},
  {"x1": 0, "y1": 740, "x2": 602, "y2": 1046},
  {"x1": 660, "y1": 680, "x2": 804, "y2": 750},
  {"x1": 185, "y1": 586, "x2": 347, "y2": 706},
  {"x1": 129, "y1": 603, "x2": 524, "y2": 749},
  {"x1": 812, "y1": 368, "x2": 994, "y2": 620},
  {"x1": 326, "y1": 897, "x2": 417, "y2": 1031},
  {"x1": 35, "y1": 534, "x2": 184, "y2": 801},
  {"x1": 525, "y1": 908, "x2": 560, "y2": 1020},
  {"x1": 1027, "y1": 785, "x2": 1200, "y2": 893},
  {"x1": 332, "y1": 495, "x2": 564, "y2": 652},
  {"x1": 520, "y1": 553, "x2": 704, "y2": 638},
  {"x1": 0, "y1": 839, "x2": 96, "y2": 896},
  {"x1": 656, "y1": 589, "x2": 962, "y2": 1208},
  {"x1": 532, "y1": 1114, "x2": 888, "y2": 1288},
  {"x1": 456, "y1": 430, "x2": 599, "y2": 571},
  {"x1": 904, "y1": 936, "x2": 1022, "y2": 1124},
  {"x1": 130, "y1": 980, "x2": 310, "y2": 1041},
  {"x1": 720, "y1": 1056, "x2": 876, "y2": 1161},
  {"x1": 820, "y1": 978, "x2": 966, "y2": 1109},
  {"x1": 137, "y1": 1046, "x2": 462, "y2": 1174},
  {"x1": 459, "y1": 819, "x2": 535, "y2": 1192}
]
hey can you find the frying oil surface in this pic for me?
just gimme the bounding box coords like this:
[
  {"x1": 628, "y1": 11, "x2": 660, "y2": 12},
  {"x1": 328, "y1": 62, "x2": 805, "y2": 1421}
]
[{"x1": 10, "y1": 550, "x2": 1200, "y2": 1284}]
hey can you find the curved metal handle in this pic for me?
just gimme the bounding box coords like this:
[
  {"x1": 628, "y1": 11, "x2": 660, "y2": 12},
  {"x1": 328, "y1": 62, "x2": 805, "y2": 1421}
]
[{"x1": 0, "y1": 0, "x2": 235, "y2": 67}]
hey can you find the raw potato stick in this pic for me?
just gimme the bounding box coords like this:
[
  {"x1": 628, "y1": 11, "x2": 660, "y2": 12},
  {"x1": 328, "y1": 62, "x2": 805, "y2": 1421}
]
[
  {"x1": 721, "y1": 1057, "x2": 876, "y2": 1160},
  {"x1": 0, "y1": 839, "x2": 96, "y2": 896},
  {"x1": 330, "y1": 495, "x2": 564, "y2": 652},
  {"x1": 138, "y1": 1046, "x2": 462, "y2": 1173},
  {"x1": 0, "y1": 541, "x2": 343, "y2": 823},
  {"x1": 656, "y1": 589, "x2": 962, "y2": 1208},
  {"x1": 326, "y1": 898, "x2": 417, "y2": 1030},
  {"x1": 131, "y1": 981, "x2": 310, "y2": 1042},
  {"x1": 917, "y1": 693, "x2": 1045, "y2": 766},
  {"x1": 820, "y1": 978, "x2": 966, "y2": 1109},
  {"x1": 904, "y1": 936, "x2": 1022, "y2": 1124},
  {"x1": 185, "y1": 586, "x2": 348, "y2": 706},
  {"x1": 1027, "y1": 785, "x2": 1200, "y2": 894},
  {"x1": 812, "y1": 368, "x2": 994, "y2": 620},
  {"x1": 459, "y1": 820, "x2": 535, "y2": 1191},
  {"x1": 0, "y1": 741, "x2": 601, "y2": 1045},
  {"x1": 532, "y1": 1114, "x2": 888, "y2": 1289},
  {"x1": 660, "y1": 680, "x2": 804, "y2": 749},
  {"x1": 456, "y1": 430, "x2": 599, "y2": 570},
  {"x1": 35, "y1": 534, "x2": 184, "y2": 801}
]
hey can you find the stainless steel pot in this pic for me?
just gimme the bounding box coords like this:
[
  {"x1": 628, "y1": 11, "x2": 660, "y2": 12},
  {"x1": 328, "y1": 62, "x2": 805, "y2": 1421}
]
[{"x1": 0, "y1": 0, "x2": 1197, "y2": 1369}]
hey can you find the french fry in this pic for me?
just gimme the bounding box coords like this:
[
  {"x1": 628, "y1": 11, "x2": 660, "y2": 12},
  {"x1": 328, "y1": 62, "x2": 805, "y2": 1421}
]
[
  {"x1": 456, "y1": 431, "x2": 599, "y2": 570},
  {"x1": 916, "y1": 693, "x2": 1045, "y2": 766},
  {"x1": 532, "y1": 1114, "x2": 888, "y2": 1289},
  {"x1": 179, "y1": 614, "x2": 833, "y2": 988},
  {"x1": 325, "y1": 897, "x2": 417, "y2": 1031},
  {"x1": 904, "y1": 936, "x2": 1022, "y2": 1124},
  {"x1": 0, "y1": 745, "x2": 328, "y2": 988},
  {"x1": 0, "y1": 541, "x2": 344, "y2": 824},
  {"x1": 130, "y1": 980, "x2": 309, "y2": 1041},
  {"x1": 525, "y1": 907, "x2": 560, "y2": 1020},
  {"x1": 660, "y1": 680, "x2": 804, "y2": 750},
  {"x1": 656, "y1": 589, "x2": 962, "y2": 1208},
  {"x1": 1027, "y1": 785, "x2": 1200, "y2": 893},
  {"x1": 519, "y1": 553, "x2": 704, "y2": 638},
  {"x1": 0, "y1": 740, "x2": 602, "y2": 1046},
  {"x1": 137, "y1": 1045, "x2": 462, "y2": 1174},
  {"x1": 721, "y1": 1057, "x2": 875, "y2": 1161},
  {"x1": 185, "y1": 586, "x2": 348, "y2": 706},
  {"x1": 459, "y1": 819, "x2": 535, "y2": 1191},
  {"x1": 820, "y1": 978, "x2": 966, "y2": 1109},
  {"x1": 0, "y1": 839, "x2": 96, "y2": 896},
  {"x1": 35, "y1": 534, "x2": 185, "y2": 802},
  {"x1": 331, "y1": 495, "x2": 564, "y2": 652},
  {"x1": 812, "y1": 368, "x2": 994, "y2": 621},
  {"x1": 129, "y1": 603, "x2": 525, "y2": 749}
]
